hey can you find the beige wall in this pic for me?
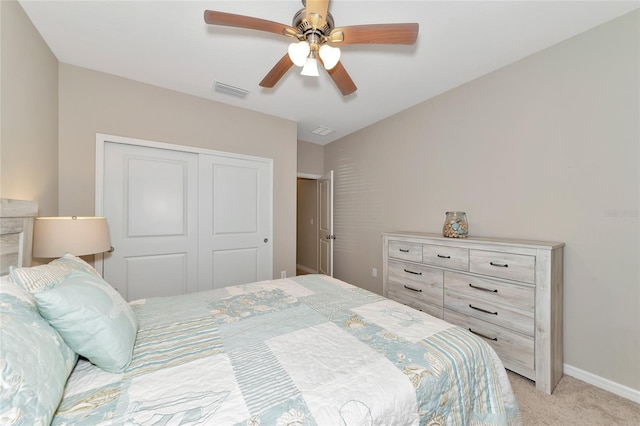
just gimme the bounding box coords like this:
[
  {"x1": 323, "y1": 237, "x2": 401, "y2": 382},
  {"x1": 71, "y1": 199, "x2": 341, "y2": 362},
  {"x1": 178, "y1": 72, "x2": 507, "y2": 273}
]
[
  {"x1": 297, "y1": 178, "x2": 318, "y2": 272},
  {"x1": 0, "y1": 0, "x2": 58, "y2": 216},
  {"x1": 297, "y1": 139, "x2": 324, "y2": 176},
  {"x1": 325, "y1": 11, "x2": 639, "y2": 391},
  {"x1": 58, "y1": 64, "x2": 298, "y2": 279}
]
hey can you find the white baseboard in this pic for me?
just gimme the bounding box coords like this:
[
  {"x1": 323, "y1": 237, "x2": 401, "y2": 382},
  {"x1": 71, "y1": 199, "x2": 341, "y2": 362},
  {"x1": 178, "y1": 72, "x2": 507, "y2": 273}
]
[
  {"x1": 564, "y1": 364, "x2": 640, "y2": 404},
  {"x1": 296, "y1": 264, "x2": 317, "y2": 274}
]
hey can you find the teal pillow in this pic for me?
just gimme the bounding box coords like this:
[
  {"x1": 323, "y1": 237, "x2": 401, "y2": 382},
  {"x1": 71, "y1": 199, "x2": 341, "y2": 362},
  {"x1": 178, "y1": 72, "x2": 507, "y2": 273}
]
[
  {"x1": 32, "y1": 270, "x2": 138, "y2": 373},
  {"x1": 0, "y1": 276, "x2": 77, "y2": 425}
]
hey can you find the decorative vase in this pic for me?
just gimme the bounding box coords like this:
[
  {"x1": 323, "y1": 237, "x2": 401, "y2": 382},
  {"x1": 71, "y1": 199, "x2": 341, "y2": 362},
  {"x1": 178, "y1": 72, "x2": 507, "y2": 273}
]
[{"x1": 443, "y1": 211, "x2": 468, "y2": 238}]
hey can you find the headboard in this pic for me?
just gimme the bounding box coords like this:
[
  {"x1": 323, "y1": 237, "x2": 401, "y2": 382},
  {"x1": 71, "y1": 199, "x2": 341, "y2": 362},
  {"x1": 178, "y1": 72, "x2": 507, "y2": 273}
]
[{"x1": 0, "y1": 198, "x2": 38, "y2": 275}]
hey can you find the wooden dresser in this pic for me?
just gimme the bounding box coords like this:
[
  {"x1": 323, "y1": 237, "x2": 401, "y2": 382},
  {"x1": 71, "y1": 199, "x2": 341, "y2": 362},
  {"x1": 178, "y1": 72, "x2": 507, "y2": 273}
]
[{"x1": 382, "y1": 231, "x2": 564, "y2": 394}]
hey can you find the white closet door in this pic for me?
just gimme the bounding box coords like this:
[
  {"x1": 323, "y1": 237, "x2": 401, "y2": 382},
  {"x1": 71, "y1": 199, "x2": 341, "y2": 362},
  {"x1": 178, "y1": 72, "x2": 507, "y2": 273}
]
[
  {"x1": 198, "y1": 154, "x2": 273, "y2": 290},
  {"x1": 103, "y1": 142, "x2": 199, "y2": 301}
]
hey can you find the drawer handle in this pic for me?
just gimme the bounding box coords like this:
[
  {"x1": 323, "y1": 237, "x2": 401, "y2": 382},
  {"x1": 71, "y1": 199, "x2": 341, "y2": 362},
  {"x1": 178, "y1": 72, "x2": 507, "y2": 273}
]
[
  {"x1": 469, "y1": 304, "x2": 498, "y2": 315},
  {"x1": 469, "y1": 283, "x2": 498, "y2": 293},
  {"x1": 399, "y1": 249, "x2": 410, "y2": 253},
  {"x1": 490, "y1": 262, "x2": 509, "y2": 268},
  {"x1": 403, "y1": 269, "x2": 422, "y2": 276},
  {"x1": 468, "y1": 328, "x2": 498, "y2": 341},
  {"x1": 437, "y1": 254, "x2": 451, "y2": 259},
  {"x1": 403, "y1": 285, "x2": 422, "y2": 292}
]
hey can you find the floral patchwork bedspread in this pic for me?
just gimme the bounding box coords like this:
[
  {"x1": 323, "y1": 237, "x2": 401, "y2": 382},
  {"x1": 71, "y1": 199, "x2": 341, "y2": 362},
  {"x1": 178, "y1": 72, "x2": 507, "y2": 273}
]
[{"x1": 52, "y1": 274, "x2": 520, "y2": 425}]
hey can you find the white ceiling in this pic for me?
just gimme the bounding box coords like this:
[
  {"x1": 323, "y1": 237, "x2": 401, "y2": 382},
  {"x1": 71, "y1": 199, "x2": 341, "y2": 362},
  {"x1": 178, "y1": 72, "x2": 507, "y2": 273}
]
[{"x1": 19, "y1": 1, "x2": 639, "y2": 145}]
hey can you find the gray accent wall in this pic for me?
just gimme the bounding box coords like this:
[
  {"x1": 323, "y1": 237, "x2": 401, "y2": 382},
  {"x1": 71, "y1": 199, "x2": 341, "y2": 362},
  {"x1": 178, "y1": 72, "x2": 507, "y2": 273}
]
[{"x1": 325, "y1": 11, "x2": 639, "y2": 392}]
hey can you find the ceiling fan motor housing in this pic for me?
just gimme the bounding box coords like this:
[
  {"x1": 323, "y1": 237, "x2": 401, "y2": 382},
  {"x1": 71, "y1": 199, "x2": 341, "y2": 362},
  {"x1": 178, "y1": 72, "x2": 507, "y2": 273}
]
[{"x1": 292, "y1": 8, "x2": 334, "y2": 43}]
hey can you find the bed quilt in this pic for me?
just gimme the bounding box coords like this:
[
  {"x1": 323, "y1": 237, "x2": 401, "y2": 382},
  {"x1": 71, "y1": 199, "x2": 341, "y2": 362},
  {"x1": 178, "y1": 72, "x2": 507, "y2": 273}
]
[{"x1": 52, "y1": 274, "x2": 520, "y2": 425}]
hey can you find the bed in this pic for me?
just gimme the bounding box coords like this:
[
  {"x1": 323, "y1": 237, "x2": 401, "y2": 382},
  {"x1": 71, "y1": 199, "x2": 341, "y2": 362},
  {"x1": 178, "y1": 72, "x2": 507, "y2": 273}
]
[{"x1": 0, "y1": 198, "x2": 520, "y2": 425}]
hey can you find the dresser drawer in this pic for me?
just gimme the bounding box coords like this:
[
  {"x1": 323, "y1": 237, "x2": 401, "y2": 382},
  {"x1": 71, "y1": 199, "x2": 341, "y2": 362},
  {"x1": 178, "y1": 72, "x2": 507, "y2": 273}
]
[
  {"x1": 387, "y1": 260, "x2": 443, "y2": 308},
  {"x1": 444, "y1": 271, "x2": 534, "y2": 313},
  {"x1": 469, "y1": 250, "x2": 535, "y2": 284},
  {"x1": 422, "y1": 244, "x2": 469, "y2": 271},
  {"x1": 388, "y1": 240, "x2": 423, "y2": 262},
  {"x1": 444, "y1": 289, "x2": 534, "y2": 336},
  {"x1": 444, "y1": 309, "x2": 534, "y2": 376}
]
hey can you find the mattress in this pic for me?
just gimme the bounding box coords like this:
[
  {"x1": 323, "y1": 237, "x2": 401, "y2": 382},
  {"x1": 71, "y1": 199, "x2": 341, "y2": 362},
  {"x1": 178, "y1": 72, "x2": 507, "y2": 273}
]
[{"x1": 52, "y1": 274, "x2": 520, "y2": 425}]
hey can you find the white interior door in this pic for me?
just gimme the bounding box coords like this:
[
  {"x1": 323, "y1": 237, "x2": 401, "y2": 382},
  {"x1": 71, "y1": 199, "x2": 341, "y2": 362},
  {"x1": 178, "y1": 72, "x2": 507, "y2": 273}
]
[
  {"x1": 102, "y1": 142, "x2": 199, "y2": 301},
  {"x1": 318, "y1": 170, "x2": 334, "y2": 276},
  {"x1": 198, "y1": 154, "x2": 273, "y2": 290}
]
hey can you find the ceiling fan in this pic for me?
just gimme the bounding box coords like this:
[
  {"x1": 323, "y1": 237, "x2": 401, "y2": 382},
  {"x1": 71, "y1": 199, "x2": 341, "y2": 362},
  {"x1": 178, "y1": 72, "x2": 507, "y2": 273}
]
[{"x1": 204, "y1": 0, "x2": 419, "y2": 96}]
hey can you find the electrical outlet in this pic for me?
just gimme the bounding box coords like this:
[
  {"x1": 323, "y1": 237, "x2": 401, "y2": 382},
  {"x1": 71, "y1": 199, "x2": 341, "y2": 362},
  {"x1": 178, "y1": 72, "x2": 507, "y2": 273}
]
[
  {"x1": 372, "y1": 268, "x2": 377, "y2": 277},
  {"x1": 281, "y1": 271, "x2": 286, "y2": 278}
]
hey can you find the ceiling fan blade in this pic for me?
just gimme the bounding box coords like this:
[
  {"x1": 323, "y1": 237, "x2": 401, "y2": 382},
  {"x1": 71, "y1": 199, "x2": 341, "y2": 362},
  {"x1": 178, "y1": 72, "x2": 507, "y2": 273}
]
[
  {"x1": 330, "y1": 23, "x2": 419, "y2": 44},
  {"x1": 326, "y1": 61, "x2": 357, "y2": 96},
  {"x1": 305, "y1": 0, "x2": 330, "y2": 28},
  {"x1": 259, "y1": 54, "x2": 295, "y2": 88},
  {"x1": 204, "y1": 10, "x2": 296, "y2": 37}
]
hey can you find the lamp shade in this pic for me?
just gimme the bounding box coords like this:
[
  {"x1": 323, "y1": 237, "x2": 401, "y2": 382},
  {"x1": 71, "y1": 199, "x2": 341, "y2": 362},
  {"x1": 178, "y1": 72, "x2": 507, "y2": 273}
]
[
  {"x1": 300, "y1": 56, "x2": 320, "y2": 77},
  {"x1": 33, "y1": 217, "x2": 111, "y2": 258},
  {"x1": 288, "y1": 41, "x2": 310, "y2": 67},
  {"x1": 319, "y1": 44, "x2": 341, "y2": 70}
]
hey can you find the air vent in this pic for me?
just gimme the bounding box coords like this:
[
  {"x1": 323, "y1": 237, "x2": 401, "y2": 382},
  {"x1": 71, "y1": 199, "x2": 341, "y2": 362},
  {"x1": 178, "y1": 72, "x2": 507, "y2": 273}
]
[
  {"x1": 214, "y1": 81, "x2": 249, "y2": 99},
  {"x1": 311, "y1": 126, "x2": 335, "y2": 136}
]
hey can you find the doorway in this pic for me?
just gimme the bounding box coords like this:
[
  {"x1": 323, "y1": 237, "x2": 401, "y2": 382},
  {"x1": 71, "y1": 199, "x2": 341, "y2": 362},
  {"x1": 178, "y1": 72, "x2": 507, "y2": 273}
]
[
  {"x1": 296, "y1": 178, "x2": 318, "y2": 275},
  {"x1": 296, "y1": 171, "x2": 333, "y2": 277}
]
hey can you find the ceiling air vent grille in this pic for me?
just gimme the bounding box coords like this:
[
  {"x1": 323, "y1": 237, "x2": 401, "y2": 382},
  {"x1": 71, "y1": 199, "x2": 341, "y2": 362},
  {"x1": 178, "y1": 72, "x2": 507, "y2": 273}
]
[
  {"x1": 214, "y1": 81, "x2": 249, "y2": 99},
  {"x1": 311, "y1": 126, "x2": 335, "y2": 136}
]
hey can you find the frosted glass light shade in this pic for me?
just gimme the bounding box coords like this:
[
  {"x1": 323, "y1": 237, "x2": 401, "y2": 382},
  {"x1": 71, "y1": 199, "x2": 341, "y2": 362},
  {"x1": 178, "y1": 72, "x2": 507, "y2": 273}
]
[
  {"x1": 288, "y1": 41, "x2": 310, "y2": 67},
  {"x1": 33, "y1": 217, "x2": 111, "y2": 258},
  {"x1": 319, "y1": 44, "x2": 341, "y2": 70},
  {"x1": 301, "y1": 57, "x2": 320, "y2": 76}
]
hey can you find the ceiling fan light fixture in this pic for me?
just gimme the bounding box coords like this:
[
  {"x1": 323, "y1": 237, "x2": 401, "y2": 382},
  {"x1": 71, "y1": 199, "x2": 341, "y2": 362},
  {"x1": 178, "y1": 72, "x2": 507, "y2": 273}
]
[
  {"x1": 203, "y1": 6, "x2": 419, "y2": 96},
  {"x1": 288, "y1": 41, "x2": 310, "y2": 67},
  {"x1": 319, "y1": 44, "x2": 340, "y2": 70},
  {"x1": 300, "y1": 55, "x2": 320, "y2": 77}
]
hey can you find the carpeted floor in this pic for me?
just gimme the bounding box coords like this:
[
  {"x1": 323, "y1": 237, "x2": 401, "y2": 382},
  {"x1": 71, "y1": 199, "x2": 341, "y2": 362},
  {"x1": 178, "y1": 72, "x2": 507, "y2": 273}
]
[{"x1": 508, "y1": 371, "x2": 640, "y2": 425}]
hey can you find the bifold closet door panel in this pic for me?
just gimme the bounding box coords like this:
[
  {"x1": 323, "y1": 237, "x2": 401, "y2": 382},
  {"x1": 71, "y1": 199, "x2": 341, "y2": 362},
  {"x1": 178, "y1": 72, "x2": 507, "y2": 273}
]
[
  {"x1": 103, "y1": 142, "x2": 199, "y2": 301},
  {"x1": 198, "y1": 154, "x2": 273, "y2": 290}
]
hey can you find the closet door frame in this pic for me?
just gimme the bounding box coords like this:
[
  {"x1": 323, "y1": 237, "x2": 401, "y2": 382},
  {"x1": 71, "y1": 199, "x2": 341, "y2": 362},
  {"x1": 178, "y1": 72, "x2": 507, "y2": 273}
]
[{"x1": 94, "y1": 133, "x2": 274, "y2": 291}]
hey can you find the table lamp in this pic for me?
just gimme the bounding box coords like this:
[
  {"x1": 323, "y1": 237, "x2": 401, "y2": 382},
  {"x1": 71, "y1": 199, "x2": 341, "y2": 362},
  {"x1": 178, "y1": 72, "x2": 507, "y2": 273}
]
[{"x1": 33, "y1": 216, "x2": 111, "y2": 258}]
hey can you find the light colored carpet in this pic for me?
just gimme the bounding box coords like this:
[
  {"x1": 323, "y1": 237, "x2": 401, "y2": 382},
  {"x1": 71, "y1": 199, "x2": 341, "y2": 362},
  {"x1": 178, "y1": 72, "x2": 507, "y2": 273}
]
[{"x1": 508, "y1": 371, "x2": 640, "y2": 425}]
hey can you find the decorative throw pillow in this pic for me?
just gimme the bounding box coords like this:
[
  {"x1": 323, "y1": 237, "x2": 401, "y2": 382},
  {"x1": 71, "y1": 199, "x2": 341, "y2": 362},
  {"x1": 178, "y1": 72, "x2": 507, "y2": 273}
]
[
  {"x1": 0, "y1": 275, "x2": 78, "y2": 425},
  {"x1": 9, "y1": 253, "x2": 101, "y2": 293},
  {"x1": 32, "y1": 270, "x2": 139, "y2": 373}
]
